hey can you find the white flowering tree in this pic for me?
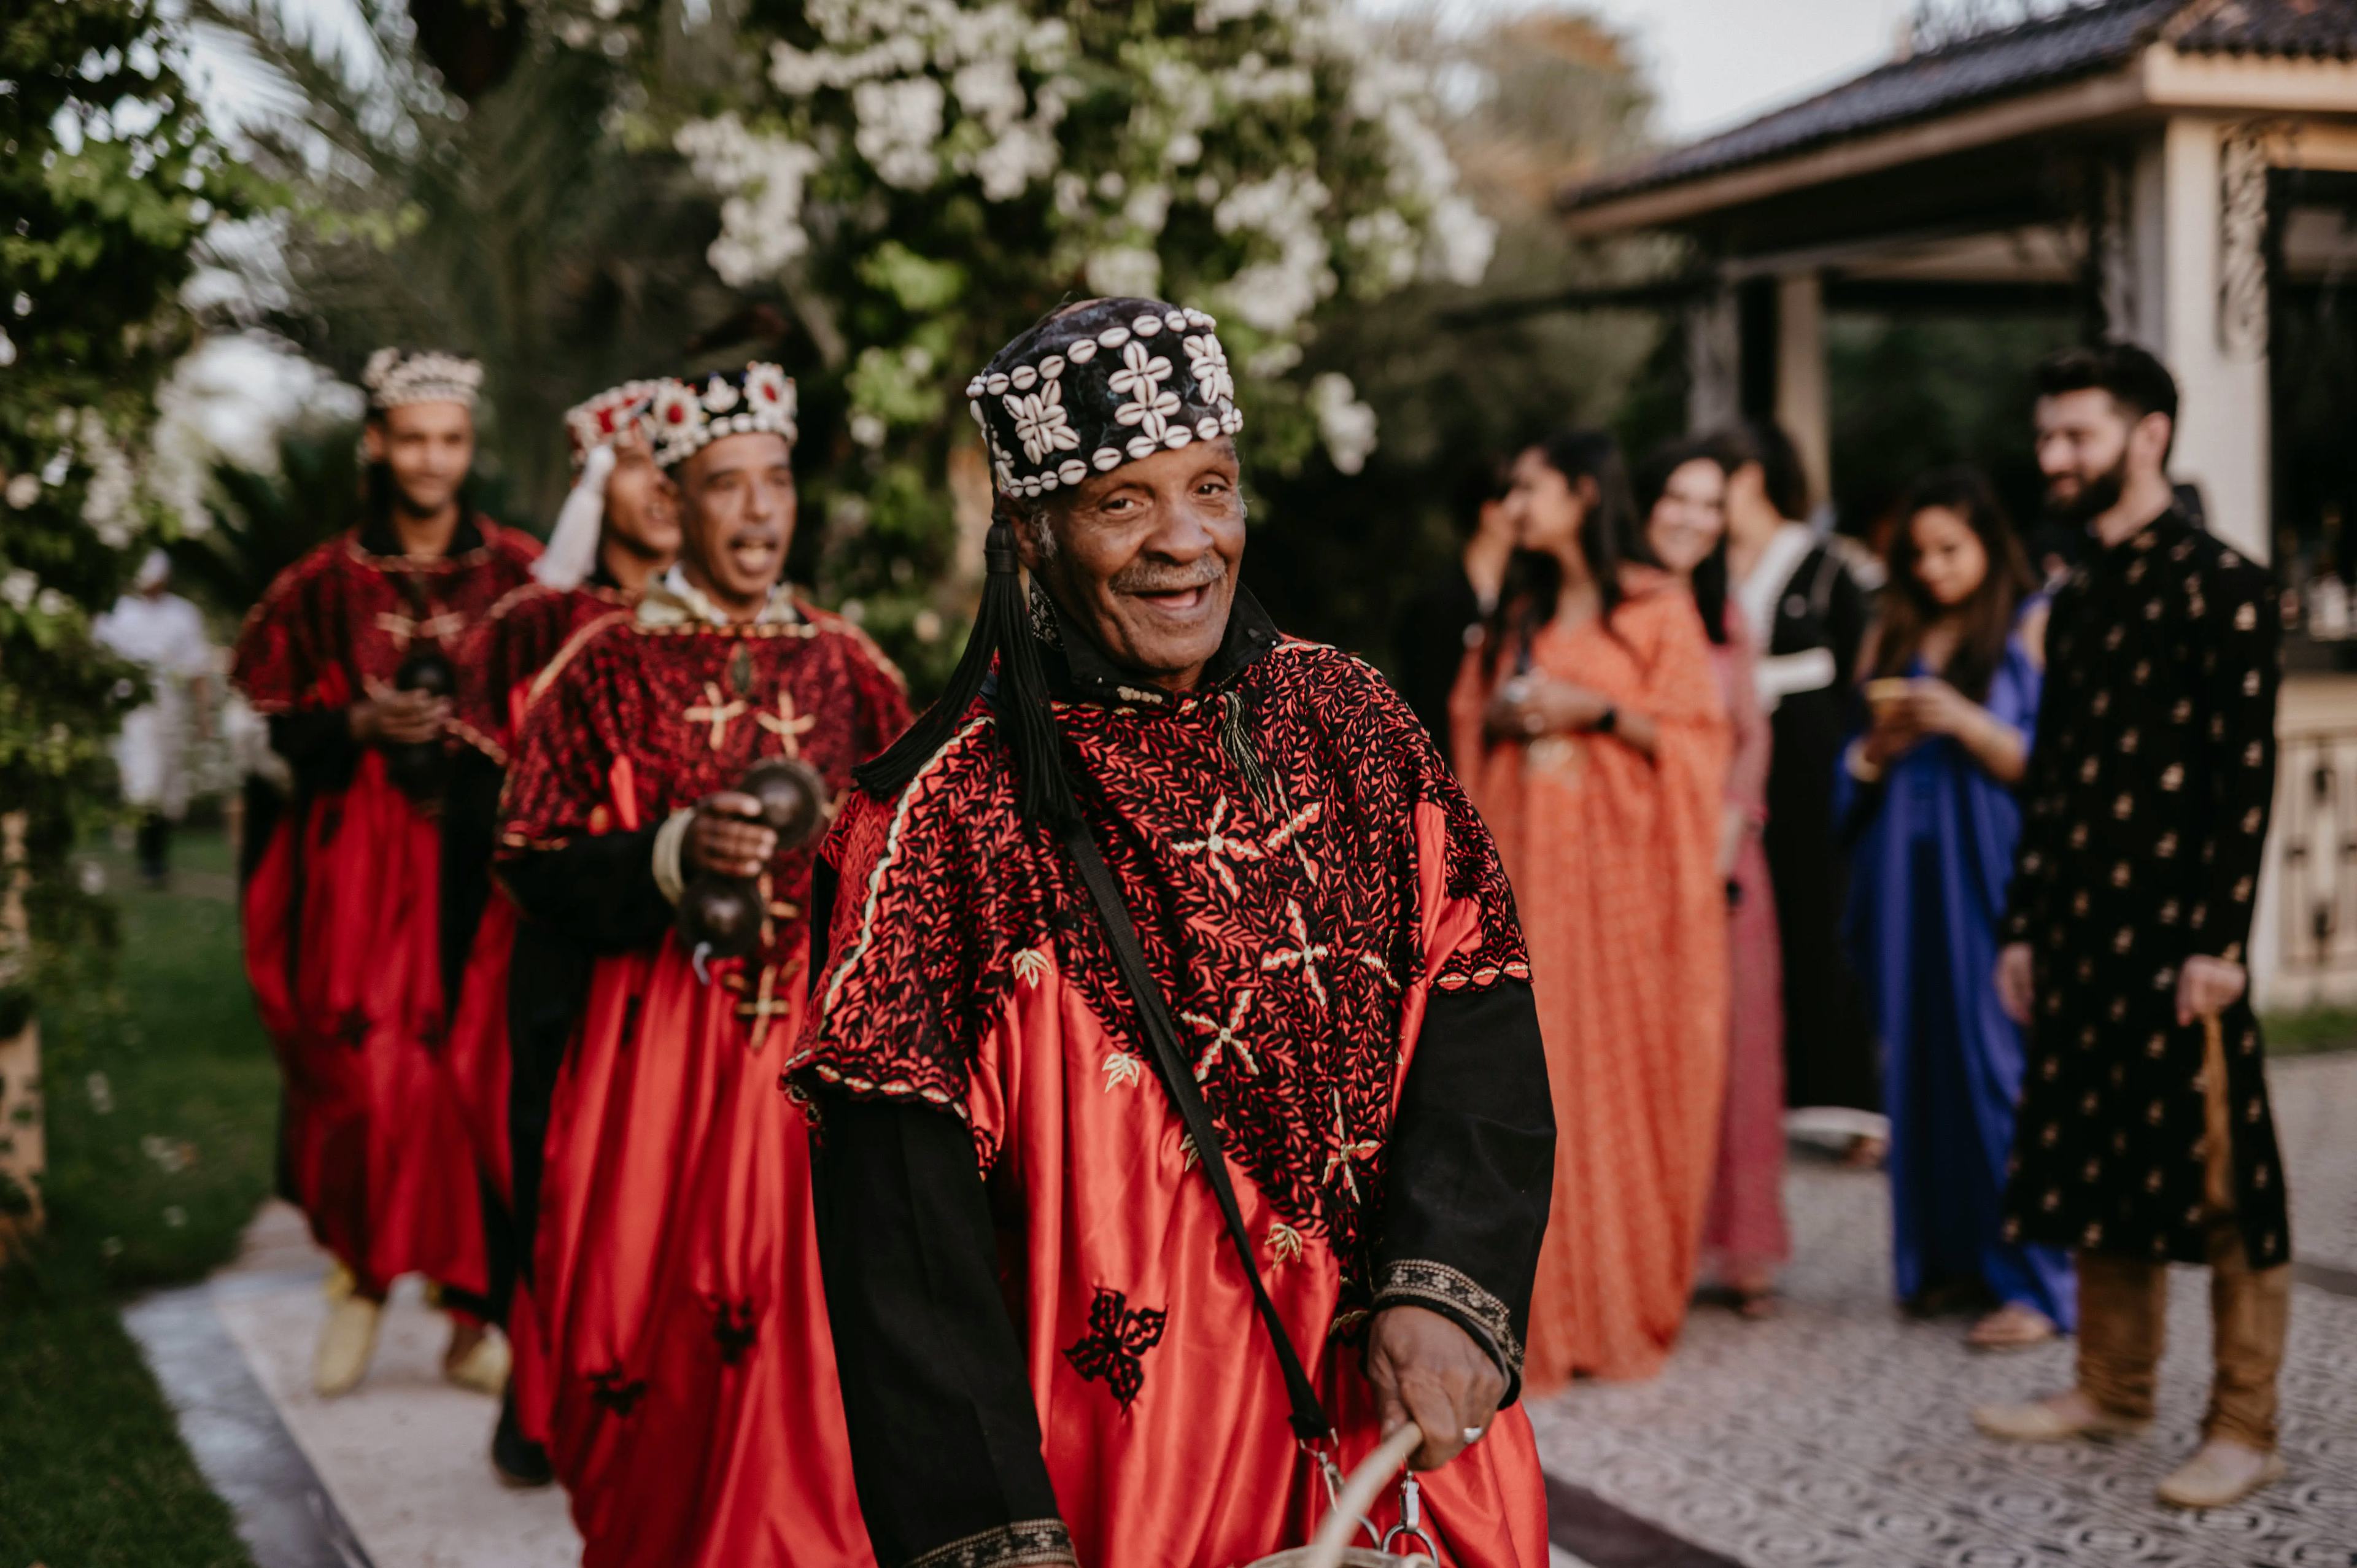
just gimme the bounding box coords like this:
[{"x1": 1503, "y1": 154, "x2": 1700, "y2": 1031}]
[{"x1": 635, "y1": 0, "x2": 1492, "y2": 674}]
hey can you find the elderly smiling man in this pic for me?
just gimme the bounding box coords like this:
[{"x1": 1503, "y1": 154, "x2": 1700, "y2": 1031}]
[{"x1": 792, "y1": 298, "x2": 1555, "y2": 1568}]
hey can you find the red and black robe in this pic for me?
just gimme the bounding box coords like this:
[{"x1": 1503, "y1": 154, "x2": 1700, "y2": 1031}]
[
  {"x1": 792, "y1": 590, "x2": 1556, "y2": 1568},
  {"x1": 496, "y1": 591, "x2": 907, "y2": 1568},
  {"x1": 231, "y1": 516, "x2": 540, "y2": 1300},
  {"x1": 440, "y1": 575, "x2": 639, "y2": 1425}
]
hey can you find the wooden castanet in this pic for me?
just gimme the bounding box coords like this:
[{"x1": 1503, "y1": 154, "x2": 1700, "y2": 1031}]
[{"x1": 676, "y1": 754, "x2": 832, "y2": 978}]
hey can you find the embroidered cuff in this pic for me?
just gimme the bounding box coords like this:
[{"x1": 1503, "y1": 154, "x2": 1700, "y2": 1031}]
[
  {"x1": 903, "y1": 1520, "x2": 1077, "y2": 1568},
  {"x1": 651, "y1": 807, "x2": 695, "y2": 905},
  {"x1": 1372, "y1": 1258, "x2": 1523, "y2": 1396}
]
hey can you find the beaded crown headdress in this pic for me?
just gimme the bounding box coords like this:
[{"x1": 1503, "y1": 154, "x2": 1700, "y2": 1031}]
[
  {"x1": 362, "y1": 348, "x2": 484, "y2": 412},
  {"x1": 536, "y1": 379, "x2": 665, "y2": 590},
  {"x1": 563, "y1": 379, "x2": 659, "y2": 470},
  {"x1": 643, "y1": 363, "x2": 798, "y2": 470},
  {"x1": 964, "y1": 298, "x2": 1244, "y2": 501}
]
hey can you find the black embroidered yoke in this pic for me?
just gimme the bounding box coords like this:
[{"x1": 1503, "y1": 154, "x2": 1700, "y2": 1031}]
[
  {"x1": 2000, "y1": 507, "x2": 2287, "y2": 1267},
  {"x1": 799, "y1": 592, "x2": 1529, "y2": 1270},
  {"x1": 495, "y1": 603, "x2": 910, "y2": 1023}
]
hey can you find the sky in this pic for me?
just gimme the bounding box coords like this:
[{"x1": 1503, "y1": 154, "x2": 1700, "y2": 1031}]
[
  {"x1": 1360, "y1": 0, "x2": 1921, "y2": 141},
  {"x1": 1576, "y1": 0, "x2": 1916, "y2": 139}
]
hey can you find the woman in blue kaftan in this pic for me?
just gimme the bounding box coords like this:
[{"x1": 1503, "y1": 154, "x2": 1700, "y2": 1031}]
[{"x1": 1841, "y1": 468, "x2": 2075, "y2": 1348}]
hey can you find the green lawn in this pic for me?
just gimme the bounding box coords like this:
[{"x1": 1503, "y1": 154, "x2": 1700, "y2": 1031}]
[
  {"x1": 2261, "y1": 1004, "x2": 2357, "y2": 1057},
  {"x1": 0, "y1": 829, "x2": 274, "y2": 1568}
]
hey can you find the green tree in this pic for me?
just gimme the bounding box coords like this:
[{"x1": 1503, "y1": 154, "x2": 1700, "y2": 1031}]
[
  {"x1": 0, "y1": 0, "x2": 271, "y2": 1035},
  {"x1": 192, "y1": 0, "x2": 745, "y2": 530}
]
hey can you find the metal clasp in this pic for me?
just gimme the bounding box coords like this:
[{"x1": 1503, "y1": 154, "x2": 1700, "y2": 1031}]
[{"x1": 1380, "y1": 1470, "x2": 1439, "y2": 1562}]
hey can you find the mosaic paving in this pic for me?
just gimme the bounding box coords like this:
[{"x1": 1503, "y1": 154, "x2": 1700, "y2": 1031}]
[{"x1": 1527, "y1": 1054, "x2": 2357, "y2": 1568}]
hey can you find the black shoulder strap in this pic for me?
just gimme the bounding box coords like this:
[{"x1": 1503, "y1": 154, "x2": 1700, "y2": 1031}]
[{"x1": 1062, "y1": 822, "x2": 1335, "y2": 1446}]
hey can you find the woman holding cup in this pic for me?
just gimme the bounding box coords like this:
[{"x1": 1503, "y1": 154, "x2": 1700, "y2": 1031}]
[{"x1": 1841, "y1": 468, "x2": 2074, "y2": 1350}]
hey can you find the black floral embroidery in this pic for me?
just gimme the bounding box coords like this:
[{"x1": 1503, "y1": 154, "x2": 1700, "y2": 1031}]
[
  {"x1": 711, "y1": 1299, "x2": 757, "y2": 1364},
  {"x1": 587, "y1": 1365, "x2": 646, "y2": 1415},
  {"x1": 1061, "y1": 1286, "x2": 1166, "y2": 1412}
]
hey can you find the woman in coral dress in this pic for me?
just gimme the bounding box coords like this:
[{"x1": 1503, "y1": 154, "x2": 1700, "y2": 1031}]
[{"x1": 1453, "y1": 430, "x2": 1732, "y2": 1388}]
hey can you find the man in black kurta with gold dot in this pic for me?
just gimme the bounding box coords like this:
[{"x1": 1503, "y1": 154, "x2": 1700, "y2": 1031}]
[{"x1": 1974, "y1": 344, "x2": 2288, "y2": 1512}]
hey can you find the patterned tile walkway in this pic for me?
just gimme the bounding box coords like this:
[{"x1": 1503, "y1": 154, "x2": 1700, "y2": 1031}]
[
  {"x1": 1527, "y1": 1052, "x2": 2357, "y2": 1568},
  {"x1": 131, "y1": 1057, "x2": 2357, "y2": 1567}
]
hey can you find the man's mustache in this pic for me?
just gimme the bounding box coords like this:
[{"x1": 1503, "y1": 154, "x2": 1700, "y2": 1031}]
[{"x1": 1112, "y1": 559, "x2": 1225, "y2": 595}]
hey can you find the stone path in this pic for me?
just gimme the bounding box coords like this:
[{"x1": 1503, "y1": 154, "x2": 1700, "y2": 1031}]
[{"x1": 128, "y1": 1057, "x2": 2357, "y2": 1568}]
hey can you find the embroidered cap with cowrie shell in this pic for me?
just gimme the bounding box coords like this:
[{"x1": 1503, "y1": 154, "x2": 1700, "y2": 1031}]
[{"x1": 966, "y1": 296, "x2": 1244, "y2": 503}]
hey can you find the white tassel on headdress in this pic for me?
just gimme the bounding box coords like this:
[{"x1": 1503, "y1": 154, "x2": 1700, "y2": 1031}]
[{"x1": 534, "y1": 442, "x2": 616, "y2": 589}]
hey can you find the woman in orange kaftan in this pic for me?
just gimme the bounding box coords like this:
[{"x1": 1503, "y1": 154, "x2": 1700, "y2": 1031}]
[
  {"x1": 1638, "y1": 442, "x2": 1790, "y2": 1316},
  {"x1": 1453, "y1": 430, "x2": 1732, "y2": 1388}
]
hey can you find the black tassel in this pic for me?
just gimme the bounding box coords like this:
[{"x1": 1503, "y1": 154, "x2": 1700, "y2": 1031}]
[{"x1": 854, "y1": 512, "x2": 1078, "y2": 827}]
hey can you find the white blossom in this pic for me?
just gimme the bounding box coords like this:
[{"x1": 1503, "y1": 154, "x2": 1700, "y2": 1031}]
[
  {"x1": 1423, "y1": 193, "x2": 1496, "y2": 288},
  {"x1": 967, "y1": 119, "x2": 1058, "y2": 201},
  {"x1": 853, "y1": 77, "x2": 946, "y2": 189},
  {"x1": 4, "y1": 473, "x2": 38, "y2": 509},
  {"x1": 951, "y1": 58, "x2": 1026, "y2": 133},
  {"x1": 1085, "y1": 246, "x2": 1162, "y2": 299},
  {"x1": 1, "y1": 569, "x2": 36, "y2": 609},
  {"x1": 676, "y1": 115, "x2": 824, "y2": 285},
  {"x1": 34, "y1": 586, "x2": 71, "y2": 619},
  {"x1": 1309, "y1": 371, "x2": 1376, "y2": 475},
  {"x1": 1345, "y1": 207, "x2": 1417, "y2": 293},
  {"x1": 1122, "y1": 183, "x2": 1172, "y2": 236}
]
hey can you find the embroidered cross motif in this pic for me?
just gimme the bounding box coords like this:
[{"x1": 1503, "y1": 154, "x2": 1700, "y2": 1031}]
[
  {"x1": 587, "y1": 1367, "x2": 647, "y2": 1415},
  {"x1": 1173, "y1": 797, "x2": 1264, "y2": 898},
  {"x1": 1180, "y1": 987, "x2": 1259, "y2": 1079},
  {"x1": 1321, "y1": 1090, "x2": 1382, "y2": 1200},
  {"x1": 684, "y1": 681, "x2": 748, "y2": 750},
  {"x1": 373, "y1": 609, "x2": 465, "y2": 650},
  {"x1": 756, "y1": 690, "x2": 815, "y2": 757},
  {"x1": 1266, "y1": 800, "x2": 1325, "y2": 885},
  {"x1": 1260, "y1": 899, "x2": 1331, "y2": 1006},
  {"x1": 1062, "y1": 1286, "x2": 1167, "y2": 1412},
  {"x1": 735, "y1": 960, "x2": 798, "y2": 1042}
]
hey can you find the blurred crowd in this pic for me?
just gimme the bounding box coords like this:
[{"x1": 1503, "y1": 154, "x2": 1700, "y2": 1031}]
[{"x1": 1395, "y1": 395, "x2": 2099, "y2": 1385}]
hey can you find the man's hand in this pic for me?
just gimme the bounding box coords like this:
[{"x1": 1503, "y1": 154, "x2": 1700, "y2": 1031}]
[
  {"x1": 2177, "y1": 955, "x2": 2248, "y2": 1026},
  {"x1": 1364, "y1": 1304, "x2": 1505, "y2": 1472},
  {"x1": 1995, "y1": 941, "x2": 2035, "y2": 1025},
  {"x1": 686, "y1": 791, "x2": 777, "y2": 879},
  {"x1": 352, "y1": 685, "x2": 448, "y2": 746}
]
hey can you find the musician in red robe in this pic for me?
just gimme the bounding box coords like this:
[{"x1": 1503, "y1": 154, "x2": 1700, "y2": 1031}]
[
  {"x1": 440, "y1": 380, "x2": 681, "y2": 1486},
  {"x1": 495, "y1": 361, "x2": 907, "y2": 1566},
  {"x1": 793, "y1": 298, "x2": 1555, "y2": 1568},
  {"x1": 231, "y1": 347, "x2": 537, "y2": 1397}
]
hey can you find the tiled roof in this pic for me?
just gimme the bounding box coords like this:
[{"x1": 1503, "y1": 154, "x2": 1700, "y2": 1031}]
[{"x1": 1562, "y1": 0, "x2": 2357, "y2": 212}]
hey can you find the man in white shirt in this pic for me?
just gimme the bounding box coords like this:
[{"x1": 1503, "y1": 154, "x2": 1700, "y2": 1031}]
[{"x1": 95, "y1": 550, "x2": 215, "y2": 886}]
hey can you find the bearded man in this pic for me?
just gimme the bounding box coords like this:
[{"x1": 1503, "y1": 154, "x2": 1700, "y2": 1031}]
[
  {"x1": 495, "y1": 362, "x2": 905, "y2": 1566},
  {"x1": 792, "y1": 298, "x2": 1555, "y2": 1568},
  {"x1": 232, "y1": 347, "x2": 536, "y2": 1397},
  {"x1": 441, "y1": 380, "x2": 682, "y2": 1486},
  {"x1": 1973, "y1": 343, "x2": 2287, "y2": 1511}
]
